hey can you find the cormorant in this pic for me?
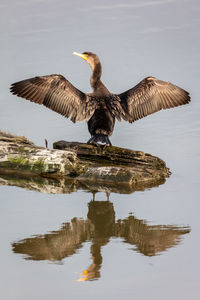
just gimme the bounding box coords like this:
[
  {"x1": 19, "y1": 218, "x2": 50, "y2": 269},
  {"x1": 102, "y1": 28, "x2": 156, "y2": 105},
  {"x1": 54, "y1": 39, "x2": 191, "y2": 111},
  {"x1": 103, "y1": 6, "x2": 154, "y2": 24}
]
[{"x1": 10, "y1": 52, "x2": 190, "y2": 146}]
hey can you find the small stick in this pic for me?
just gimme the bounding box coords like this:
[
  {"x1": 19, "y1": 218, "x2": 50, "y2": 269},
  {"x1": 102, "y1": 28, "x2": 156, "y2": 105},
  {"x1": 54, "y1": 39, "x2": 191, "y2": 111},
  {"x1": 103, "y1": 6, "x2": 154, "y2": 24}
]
[{"x1": 45, "y1": 139, "x2": 48, "y2": 148}]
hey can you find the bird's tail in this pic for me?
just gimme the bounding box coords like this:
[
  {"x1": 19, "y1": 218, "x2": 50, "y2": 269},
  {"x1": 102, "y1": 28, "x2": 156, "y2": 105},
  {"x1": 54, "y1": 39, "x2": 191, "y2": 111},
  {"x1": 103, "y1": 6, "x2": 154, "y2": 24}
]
[{"x1": 87, "y1": 134, "x2": 112, "y2": 146}]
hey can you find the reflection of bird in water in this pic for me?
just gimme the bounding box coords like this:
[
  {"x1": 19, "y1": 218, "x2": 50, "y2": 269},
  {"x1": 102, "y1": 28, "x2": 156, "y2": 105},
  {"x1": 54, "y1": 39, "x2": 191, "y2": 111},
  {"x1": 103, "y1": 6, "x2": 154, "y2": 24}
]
[
  {"x1": 12, "y1": 197, "x2": 190, "y2": 281},
  {"x1": 91, "y1": 191, "x2": 110, "y2": 201},
  {"x1": 10, "y1": 52, "x2": 190, "y2": 146},
  {"x1": 78, "y1": 200, "x2": 115, "y2": 281}
]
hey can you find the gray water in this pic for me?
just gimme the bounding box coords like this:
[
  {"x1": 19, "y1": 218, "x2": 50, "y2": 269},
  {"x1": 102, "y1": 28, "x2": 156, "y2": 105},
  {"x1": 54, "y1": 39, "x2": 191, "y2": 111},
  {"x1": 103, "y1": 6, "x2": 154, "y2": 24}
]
[{"x1": 0, "y1": 0, "x2": 200, "y2": 299}]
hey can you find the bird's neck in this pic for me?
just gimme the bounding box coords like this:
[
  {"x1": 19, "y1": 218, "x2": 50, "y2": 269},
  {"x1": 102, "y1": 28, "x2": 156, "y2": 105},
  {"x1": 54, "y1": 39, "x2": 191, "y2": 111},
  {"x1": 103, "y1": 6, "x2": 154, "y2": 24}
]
[
  {"x1": 90, "y1": 62, "x2": 109, "y2": 94},
  {"x1": 90, "y1": 62, "x2": 101, "y2": 89}
]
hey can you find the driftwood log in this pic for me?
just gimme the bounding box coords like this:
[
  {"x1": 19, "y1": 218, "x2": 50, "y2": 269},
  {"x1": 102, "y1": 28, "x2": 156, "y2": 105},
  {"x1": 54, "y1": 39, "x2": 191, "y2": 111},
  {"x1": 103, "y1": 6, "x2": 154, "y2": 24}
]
[{"x1": 0, "y1": 130, "x2": 170, "y2": 194}]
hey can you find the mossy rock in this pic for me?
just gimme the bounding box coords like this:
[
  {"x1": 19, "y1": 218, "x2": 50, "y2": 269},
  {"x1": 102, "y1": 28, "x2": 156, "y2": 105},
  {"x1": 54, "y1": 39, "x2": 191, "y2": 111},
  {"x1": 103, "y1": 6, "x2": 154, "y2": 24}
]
[{"x1": 0, "y1": 131, "x2": 170, "y2": 192}]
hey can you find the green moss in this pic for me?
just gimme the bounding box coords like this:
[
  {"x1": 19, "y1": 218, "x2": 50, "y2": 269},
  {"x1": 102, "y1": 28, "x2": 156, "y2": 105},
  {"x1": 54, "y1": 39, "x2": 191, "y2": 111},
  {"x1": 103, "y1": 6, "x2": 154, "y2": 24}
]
[
  {"x1": 5, "y1": 156, "x2": 31, "y2": 170},
  {"x1": 0, "y1": 156, "x2": 46, "y2": 173},
  {"x1": 31, "y1": 159, "x2": 46, "y2": 172}
]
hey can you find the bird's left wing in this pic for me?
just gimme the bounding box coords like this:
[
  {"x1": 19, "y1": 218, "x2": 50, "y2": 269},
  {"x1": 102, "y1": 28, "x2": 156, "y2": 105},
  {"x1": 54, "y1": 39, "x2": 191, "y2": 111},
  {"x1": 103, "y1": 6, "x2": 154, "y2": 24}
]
[
  {"x1": 118, "y1": 76, "x2": 190, "y2": 123},
  {"x1": 10, "y1": 74, "x2": 97, "y2": 122}
]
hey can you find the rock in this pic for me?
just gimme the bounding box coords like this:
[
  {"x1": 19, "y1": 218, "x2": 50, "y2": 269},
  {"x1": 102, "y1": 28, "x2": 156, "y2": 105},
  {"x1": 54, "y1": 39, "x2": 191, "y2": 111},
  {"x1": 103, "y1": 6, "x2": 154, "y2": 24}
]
[
  {"x1": 54, "y1": 140, "x2": 170, "y2": 185},
  {"x1": 0, "y1": 131, "x2": 82, "y2": 177},
  {"x1": 0, "y1": 131, "x2": 170, "y2": 193}
]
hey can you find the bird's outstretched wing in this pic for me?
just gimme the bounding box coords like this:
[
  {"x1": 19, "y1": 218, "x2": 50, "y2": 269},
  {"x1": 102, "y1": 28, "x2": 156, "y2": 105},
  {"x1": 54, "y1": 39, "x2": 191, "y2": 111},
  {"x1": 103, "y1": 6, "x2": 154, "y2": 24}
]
[
  {"x1": 118, "y1": 77, "x2": 190, "y2": 123},
  {"x1": 10, "y1": 74, "x2": 97, "y2": 122}
]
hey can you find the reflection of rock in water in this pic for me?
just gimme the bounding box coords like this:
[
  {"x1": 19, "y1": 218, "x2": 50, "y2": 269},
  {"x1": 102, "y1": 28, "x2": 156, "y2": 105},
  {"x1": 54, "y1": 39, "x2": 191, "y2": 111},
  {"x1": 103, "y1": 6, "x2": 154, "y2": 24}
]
[
  {"x1": 0, "y1": 172, "x2": 166, "y2": 195},
  {"x1": 12, "y1": 199, "x2": 190, "y2": 281}
]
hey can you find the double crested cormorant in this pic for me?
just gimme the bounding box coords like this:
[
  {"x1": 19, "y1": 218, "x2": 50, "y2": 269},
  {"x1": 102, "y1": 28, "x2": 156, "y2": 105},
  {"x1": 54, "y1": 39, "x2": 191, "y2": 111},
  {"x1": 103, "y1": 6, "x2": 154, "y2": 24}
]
[{"x1": 10, "y1": 52, "x2": 190, "y2": 146}]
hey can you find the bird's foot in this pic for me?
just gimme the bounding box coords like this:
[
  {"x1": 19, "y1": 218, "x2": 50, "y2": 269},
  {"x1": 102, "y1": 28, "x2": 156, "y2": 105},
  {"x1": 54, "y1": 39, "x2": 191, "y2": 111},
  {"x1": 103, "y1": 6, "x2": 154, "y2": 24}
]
[
  {"x1": 101, "y1": 143, "x2": 111, "y2": 150},
  {"x1": 87, "y1": 135, "x2": 112, "y2": 147},
  {"x1": 87, "y1": 136, "x2": 98, "y2": 146},
  {"x1": 87, "y1": 140, "x2": 98, "y2": 147},
  {"x1": 105, "y1": 136, "x2": 112, "y2": 147},
  {"x1": 93, "y1": 142, "x2": 99, "y2": 147}
]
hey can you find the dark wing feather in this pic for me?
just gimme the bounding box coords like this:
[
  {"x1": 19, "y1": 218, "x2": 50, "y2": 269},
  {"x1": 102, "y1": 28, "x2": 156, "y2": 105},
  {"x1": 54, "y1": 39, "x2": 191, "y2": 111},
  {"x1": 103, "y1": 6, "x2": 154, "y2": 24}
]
[
  {"x1": 105, "y1": 94, "x2": 125, "y2": 121},
  {"x1": 10, "y1": 74, "x2": 97, "y2": 123},
  {"x1": 118, "y1": 77, "x2": 190, "y2": 123}
]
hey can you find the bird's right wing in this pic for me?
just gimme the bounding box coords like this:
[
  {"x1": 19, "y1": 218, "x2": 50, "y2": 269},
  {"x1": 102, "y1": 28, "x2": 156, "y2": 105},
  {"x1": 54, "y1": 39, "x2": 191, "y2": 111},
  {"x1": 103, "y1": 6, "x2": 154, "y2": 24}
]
[{"x1": 10, "y1": 74, "x2": 97, "y2": 122}]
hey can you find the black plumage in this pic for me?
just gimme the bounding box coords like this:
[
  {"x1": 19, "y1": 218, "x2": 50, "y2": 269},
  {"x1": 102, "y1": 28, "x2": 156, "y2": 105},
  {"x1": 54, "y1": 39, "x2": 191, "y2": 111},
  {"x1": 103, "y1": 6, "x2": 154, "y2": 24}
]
[{"x1": 10, "y1": 51, "x2": 190, "y2": 146}]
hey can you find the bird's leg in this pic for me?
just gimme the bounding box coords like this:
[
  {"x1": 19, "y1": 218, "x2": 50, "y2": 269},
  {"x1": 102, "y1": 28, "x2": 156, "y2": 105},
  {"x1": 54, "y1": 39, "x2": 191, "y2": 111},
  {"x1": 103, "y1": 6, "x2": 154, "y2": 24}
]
[
  {"x1": 92, "y1": 192, "x2": 96, "y2": 201},
  {"x1": 106, "y1": 191, "x2": 110, "y2": 201},
  {"x1": 87, "y1": 136, "x2": 98, "y2": 146},
  {"x1": 101, "y1": 137, "x2": 112, "y2": 150},
  {"x1": 105, "y1": 136, "x2": 112, "y2": 147},
  {"x1": 87, "y1": 136, "x2": 94, "y2": 144}
]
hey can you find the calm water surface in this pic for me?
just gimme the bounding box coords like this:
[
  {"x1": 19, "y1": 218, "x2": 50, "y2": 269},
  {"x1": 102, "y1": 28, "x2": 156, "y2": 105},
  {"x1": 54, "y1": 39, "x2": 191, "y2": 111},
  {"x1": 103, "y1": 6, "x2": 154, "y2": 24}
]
[{"x1": 0, "y1": 0, "x2": 200, "y2": 299}]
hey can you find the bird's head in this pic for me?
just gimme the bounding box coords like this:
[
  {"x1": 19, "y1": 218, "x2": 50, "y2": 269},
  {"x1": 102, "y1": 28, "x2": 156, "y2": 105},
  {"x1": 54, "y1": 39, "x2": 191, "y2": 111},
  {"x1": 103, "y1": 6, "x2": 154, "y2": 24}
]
[{"x1": 73, "y1": 51, "x2": 100, "y2": 71}]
